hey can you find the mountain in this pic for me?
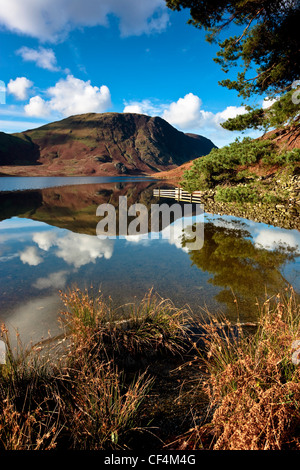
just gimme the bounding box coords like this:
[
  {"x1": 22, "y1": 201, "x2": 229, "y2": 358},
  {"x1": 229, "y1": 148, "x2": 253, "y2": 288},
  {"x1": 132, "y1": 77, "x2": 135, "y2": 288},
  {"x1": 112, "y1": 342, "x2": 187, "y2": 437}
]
[
  {"x1": 0, "y1": 113, "x2": 216, "y2": 176},
  {"x1": 0, "y1": 132, "x2": 39, "y2": 166}
]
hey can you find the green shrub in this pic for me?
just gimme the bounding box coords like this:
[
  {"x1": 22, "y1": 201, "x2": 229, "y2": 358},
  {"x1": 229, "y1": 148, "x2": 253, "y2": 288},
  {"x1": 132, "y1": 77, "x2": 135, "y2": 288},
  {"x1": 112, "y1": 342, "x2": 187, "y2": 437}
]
[
  {"x1": 181, "y1": 137, "x2": 300, "y2": 193},
  {"x1": 215, "y1": 185, "x2": 259, "y2": 204},
  {"x1": 215, "y1": 185, "x2": 281, "y2": 205},
  {"x1": 261, "y1": 148, "x2": 300, "y2": 166}
]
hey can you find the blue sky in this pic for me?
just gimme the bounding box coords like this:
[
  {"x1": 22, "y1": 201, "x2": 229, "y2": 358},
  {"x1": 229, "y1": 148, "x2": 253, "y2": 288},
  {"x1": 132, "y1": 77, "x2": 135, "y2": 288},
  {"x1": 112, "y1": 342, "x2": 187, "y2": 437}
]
[{"x1": 0, "y1": 0, "x2": 267, "y2": 147}]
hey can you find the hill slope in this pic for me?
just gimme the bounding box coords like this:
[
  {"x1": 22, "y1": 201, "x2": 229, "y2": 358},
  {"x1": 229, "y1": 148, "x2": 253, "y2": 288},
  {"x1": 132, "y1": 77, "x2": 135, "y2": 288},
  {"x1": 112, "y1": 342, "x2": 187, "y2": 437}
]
[
  {"x1": 0, "y1": 113, "x2": 216, "y2": 176},
  {"x1": 0, "y1": 132, "x2": 39, "y2": 166}
]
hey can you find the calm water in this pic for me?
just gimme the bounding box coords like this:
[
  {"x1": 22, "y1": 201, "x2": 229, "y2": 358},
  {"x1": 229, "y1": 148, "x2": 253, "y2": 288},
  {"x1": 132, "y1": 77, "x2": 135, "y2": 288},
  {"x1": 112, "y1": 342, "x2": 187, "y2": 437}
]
[
  {"x1": 0, "y1": 176, "x2": 156, "y2": 192},
  {"x1": 0, "y1": 176, "x2": 299, "y2": 346}
]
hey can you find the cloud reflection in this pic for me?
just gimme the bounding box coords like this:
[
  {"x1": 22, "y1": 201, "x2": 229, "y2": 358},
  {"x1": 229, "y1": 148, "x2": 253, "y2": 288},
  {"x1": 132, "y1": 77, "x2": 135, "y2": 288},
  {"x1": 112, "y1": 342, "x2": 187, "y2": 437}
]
[
  {"x1": 33, "y1": 230, "x2": 114, "y2": 268},
  {"x1": 33, "y1": 270, "x2": 69, "y2": 290},
  {"x1": 19, "y1": 246, "x2": 43, "y2": 266},
  {"x1": 254, "y1": 229, "x2": 300, "y2": 252}
]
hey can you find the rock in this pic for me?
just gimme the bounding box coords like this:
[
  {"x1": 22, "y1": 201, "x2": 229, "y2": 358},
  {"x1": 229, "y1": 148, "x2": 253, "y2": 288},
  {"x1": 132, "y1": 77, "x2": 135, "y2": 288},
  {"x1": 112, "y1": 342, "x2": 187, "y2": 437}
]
[{"x1": 114, "y1": 162, "x2": 128, "y2": 174}]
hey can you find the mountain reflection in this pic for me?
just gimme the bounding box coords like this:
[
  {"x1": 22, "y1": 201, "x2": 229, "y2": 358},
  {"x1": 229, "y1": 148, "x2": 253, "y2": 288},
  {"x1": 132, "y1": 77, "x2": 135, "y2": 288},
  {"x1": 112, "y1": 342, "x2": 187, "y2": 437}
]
[{"x1": 0, "y1": 180, "x2": 178, "y2": 235}]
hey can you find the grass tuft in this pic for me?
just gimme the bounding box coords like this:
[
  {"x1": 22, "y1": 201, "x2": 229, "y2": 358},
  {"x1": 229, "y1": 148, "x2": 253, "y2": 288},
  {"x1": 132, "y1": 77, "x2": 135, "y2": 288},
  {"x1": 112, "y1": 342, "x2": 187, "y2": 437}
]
[{"x1": 59, "y1": 287, "x2": 190, "y2": 363}]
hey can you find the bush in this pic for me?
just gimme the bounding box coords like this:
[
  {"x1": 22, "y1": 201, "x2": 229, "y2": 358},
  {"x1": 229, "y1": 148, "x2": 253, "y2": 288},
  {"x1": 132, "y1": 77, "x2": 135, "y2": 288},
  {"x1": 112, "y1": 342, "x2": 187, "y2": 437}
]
[
  {"x1": 262, "y1": 148, "x2": 300, "y2": 166},
  {"x1": 215, "y1": 185, "x2": 260, "y2": 203},
  {"x1": 182, "y1": 138, "x2": 276, "y2": 191},
  {"x1": 215, "y1": 185, "x2": 281, "y2": 204},
  {"x1": 181, "y1": 137, "x2": 300, "y2": 193}
]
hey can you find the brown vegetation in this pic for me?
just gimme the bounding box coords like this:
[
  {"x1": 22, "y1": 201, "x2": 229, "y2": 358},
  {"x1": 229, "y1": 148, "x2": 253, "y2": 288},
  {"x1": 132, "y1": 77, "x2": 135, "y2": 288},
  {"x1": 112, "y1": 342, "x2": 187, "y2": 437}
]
[
  {"x1": 180, "y1": 287, "x2": 300, "y2": 450},
  {"x1": 0, "y1": 113, "x2": 215, "y2": 176},
  {"x1": 0, "y1": 287, "x2": 299, "y2": 450}
]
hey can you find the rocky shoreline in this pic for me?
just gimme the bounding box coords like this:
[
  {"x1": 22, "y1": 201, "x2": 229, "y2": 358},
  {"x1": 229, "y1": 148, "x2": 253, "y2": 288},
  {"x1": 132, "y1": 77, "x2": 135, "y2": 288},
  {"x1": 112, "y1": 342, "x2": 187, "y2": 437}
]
[
  {"x1": 203, "y1": 195, "x2": 300, "y2": 230},
  {"x1": 158, "y1": 175, "x2": 300, "y2": 231},
  {"x1": 204, "y1": 175, "x2": 300, "y2": 230}
]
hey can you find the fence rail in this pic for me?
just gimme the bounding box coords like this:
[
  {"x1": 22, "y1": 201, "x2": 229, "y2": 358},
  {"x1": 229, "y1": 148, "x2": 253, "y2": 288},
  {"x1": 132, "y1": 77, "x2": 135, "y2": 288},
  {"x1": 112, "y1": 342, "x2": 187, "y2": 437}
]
[{"x1": 153, "y1": 188, "x2": 203, "y2": 203}]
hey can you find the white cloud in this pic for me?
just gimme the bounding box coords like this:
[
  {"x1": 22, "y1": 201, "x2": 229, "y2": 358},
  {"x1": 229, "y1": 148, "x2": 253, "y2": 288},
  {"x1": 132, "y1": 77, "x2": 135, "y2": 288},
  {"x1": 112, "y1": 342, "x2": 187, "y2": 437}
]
[
  {"x1": 24, "y1": 96, "x2": 50, "y2": 117},
  {"x1": 124, "y1": 218, "x2": 198, "y2": 253},
  {"x1": 162, "y1": 94, "x2": 247, "y2": 131},
  {"x1": 17, "y1": 46, "x2": 59, "y2": 71},
  {"x1": 254, "y1": 229, "x2": 300, "y2": 252},
  {"x1": 213, "y1": 105, "x2": 248, "y2": 124},
  {"x1": 162, "y1": 93, "x2": 208, "y2": 129},
  {"x1": 125, "y1": 234, "x2": 150, "y2": 243},
  {"x1": 0, "y1": 0, "x2": 168, "y2": 42},
  {"x1": 115, "y1": 0, "x2": 169, "y2": 37},
  {"x1": 48, "y1": 76, "x2": 111, "y2": 116},
  {"x1": 24, "y1": 75, "x2": 111, "y2": 118},
  {"x1": 123, "y1": 99, "x2": 163, "y2": 116},
  {"x1": 55, "y1": 233, "x2": 114, "y2": 267},
  {"x1": 7, "y1": 77, "x2": 33, "y2": 100},
  {"x1": 123, "y1": 93, "x2": 252, "y2": 146},
  {"x1": 124, "y1": 93, "x2": 247, "y2": 133},
  {"x1": 19, "y1": 246, "x2": 43, "y2": 266},
  {"x1": 262, "y1": 96, "x2": 279, "y2": 109},
  {"x1": 123, "y1": 103, "x2": 144, "y2": 114},
  {"x1": 6, "y1": 295, "x2": 62, "y2": 346},
  {"x1": 161, "y1": 220, "x2": 187, "y2": 252}
]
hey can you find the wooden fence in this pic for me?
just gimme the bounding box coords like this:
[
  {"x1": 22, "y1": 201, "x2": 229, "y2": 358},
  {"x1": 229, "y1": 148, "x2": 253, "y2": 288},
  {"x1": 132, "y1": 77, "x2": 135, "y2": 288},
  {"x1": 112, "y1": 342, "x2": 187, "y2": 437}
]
[{"x1": 153, "y1": 187, "x2": 203, "y2": 203}]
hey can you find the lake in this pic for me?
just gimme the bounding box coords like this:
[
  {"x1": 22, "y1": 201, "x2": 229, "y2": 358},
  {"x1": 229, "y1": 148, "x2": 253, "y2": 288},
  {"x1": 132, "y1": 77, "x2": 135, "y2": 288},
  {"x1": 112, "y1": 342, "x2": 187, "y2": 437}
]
[{"x1": 0, "y1": 176, "x2": 299, "y2": 346}]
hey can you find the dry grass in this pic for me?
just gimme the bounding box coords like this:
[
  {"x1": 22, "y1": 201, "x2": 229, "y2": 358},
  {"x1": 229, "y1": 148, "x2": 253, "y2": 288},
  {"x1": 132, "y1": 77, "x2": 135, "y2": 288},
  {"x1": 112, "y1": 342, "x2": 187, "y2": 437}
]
[
  {"x1": 59, "y1": 287, "x2": 190, "y2": 363},
  {"x1": 1, "y1": 287, "x2": 299, "y2": 450},
  {"x1": 58, "y1": 359, "x2": 153, "y2": 450},
  {"x1": 0, "y1": 288, "x2": 189, "y2": 450},
  {"x1": 190, "y1": 287, "x2": 300, "y2": 450},
  {"x1": 0, "y1": 326, "x2": 62, "y2": 450}
]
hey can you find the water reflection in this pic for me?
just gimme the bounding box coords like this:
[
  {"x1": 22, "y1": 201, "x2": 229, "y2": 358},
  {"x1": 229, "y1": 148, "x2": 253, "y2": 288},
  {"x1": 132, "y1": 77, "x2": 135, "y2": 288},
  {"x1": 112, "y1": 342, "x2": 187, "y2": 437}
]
[
  {"x1": 0, "y1": 180, "x2": 204, "y2": 239},
  {"x1": 32, "y1": 231, "x2": 114, "y2": 267},
  {"x1": 186, "y1": 218, "x2": 299, "y2": 321},
  {"x1": 0, "y1": 178, "x2": 299, "y2": 345},
  {"x1": 0, "y1": 176, "x2": 156, "y2": 192}
]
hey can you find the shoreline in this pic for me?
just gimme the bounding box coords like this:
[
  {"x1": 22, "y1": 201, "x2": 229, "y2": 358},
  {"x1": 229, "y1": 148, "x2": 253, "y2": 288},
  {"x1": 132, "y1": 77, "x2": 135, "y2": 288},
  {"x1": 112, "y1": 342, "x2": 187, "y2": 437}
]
[
  {"x1": 155, "y1": 176, "x2": 300, "y2": 231},
  {"x1": 202, "y1": 193, "x2": 300, "y2": 231}
]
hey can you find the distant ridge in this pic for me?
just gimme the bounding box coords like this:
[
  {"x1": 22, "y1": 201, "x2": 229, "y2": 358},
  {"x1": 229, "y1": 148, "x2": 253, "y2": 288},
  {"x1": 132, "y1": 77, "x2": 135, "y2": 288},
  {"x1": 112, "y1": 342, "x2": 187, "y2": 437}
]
[{"x1": 0, "y1": 112, "x2": 216, "y2": 176}]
